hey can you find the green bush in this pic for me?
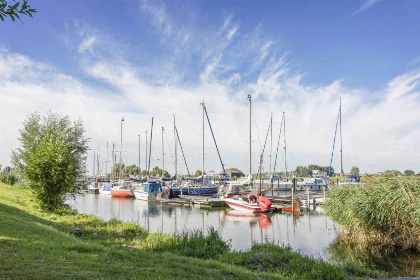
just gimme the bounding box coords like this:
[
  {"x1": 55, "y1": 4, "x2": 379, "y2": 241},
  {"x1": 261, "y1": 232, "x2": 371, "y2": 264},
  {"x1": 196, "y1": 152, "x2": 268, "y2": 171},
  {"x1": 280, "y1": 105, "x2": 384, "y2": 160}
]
[{"x1": 0, "y1": 173, "x2": 18, "y2": 185}]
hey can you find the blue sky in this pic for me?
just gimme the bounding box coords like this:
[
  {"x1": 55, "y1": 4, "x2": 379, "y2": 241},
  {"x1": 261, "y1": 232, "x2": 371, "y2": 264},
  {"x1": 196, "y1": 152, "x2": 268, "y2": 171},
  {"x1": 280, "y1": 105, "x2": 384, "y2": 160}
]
[
  {"x1": 2, "y1": 0, "x2": 419, "y2": 90},
  {"x1": 0, "y1": 0, "x2": 419, "y2": 174}
]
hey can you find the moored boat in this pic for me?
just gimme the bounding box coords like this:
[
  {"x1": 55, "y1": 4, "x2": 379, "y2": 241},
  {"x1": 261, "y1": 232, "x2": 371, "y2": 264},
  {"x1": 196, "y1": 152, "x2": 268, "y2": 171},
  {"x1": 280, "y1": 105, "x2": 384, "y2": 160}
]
[
  {"x1": 133, "y1": 182, "x2": 163, "y2": 200},
  {"x1": 111, "y1": 181, "x2": 134, "y2": 197},
  {"x1": 99, "y1": 183, "x2": 117, "y2": 195}
]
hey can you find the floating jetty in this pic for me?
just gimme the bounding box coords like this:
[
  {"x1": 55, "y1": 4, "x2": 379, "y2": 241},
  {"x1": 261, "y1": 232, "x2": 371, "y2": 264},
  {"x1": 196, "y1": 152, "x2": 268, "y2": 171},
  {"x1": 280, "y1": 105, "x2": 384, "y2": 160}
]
[{"x1": 158, "y1": 195, "x2": 227, "y2": 208}]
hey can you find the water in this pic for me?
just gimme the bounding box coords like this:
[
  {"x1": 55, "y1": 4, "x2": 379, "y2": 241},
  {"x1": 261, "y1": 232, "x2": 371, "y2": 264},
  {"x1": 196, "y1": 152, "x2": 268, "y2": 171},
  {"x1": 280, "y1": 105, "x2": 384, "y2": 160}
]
[
  {"x1": 66, "y1": 193, "x2": 419, "y2": 276},
  {"x1": 67, "y1": 192, "x2": 338, "y2": 259}
]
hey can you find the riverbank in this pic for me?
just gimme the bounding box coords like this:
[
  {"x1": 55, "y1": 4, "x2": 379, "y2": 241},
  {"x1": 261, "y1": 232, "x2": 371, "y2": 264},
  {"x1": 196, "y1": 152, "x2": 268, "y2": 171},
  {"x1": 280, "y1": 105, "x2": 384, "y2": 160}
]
[
  {"x1": 0, "y1": 182, "x2": 384, "y2": 279},
  {"x1": 325, "y1": 177, "x2": 420, "y2": 252}
]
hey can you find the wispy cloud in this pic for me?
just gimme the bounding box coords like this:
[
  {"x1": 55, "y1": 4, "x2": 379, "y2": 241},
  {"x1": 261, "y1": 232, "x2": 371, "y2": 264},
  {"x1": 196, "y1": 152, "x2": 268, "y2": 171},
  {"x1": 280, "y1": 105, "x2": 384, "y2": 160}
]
[
  {"x1": 409, "y1": 56, "x2": 420, "y2": 66},
  {"x1": 351, "y1": 0, "x2": 383, "y2": 17},
  {"x1": 1, "y1": 5, "x2": 420, "y2": 175}
]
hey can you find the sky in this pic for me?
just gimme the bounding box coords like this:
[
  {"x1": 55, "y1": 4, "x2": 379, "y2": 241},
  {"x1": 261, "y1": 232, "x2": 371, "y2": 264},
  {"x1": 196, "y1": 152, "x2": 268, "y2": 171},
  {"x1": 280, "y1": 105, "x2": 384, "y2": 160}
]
[{"x1": 0, "y1": 0, "x2": 419, "y2": 176}]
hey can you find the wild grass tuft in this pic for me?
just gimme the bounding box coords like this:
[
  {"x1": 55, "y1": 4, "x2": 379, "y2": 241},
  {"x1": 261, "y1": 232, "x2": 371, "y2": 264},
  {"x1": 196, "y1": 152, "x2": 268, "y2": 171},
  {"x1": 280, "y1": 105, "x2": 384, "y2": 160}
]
[{"x1": 325, "y1": 177, "x2": 420, "y2": 251}]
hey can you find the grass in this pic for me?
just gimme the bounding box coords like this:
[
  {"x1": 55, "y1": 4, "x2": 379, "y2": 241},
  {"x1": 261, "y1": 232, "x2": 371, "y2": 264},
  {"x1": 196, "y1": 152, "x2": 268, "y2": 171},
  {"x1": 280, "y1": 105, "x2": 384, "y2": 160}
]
[
  {"x1": 0, "y1": 182, "x2": 384, "y2": 279},
  {"x1": 325, "y1": 177, "x2": 420, "y2": 252}
]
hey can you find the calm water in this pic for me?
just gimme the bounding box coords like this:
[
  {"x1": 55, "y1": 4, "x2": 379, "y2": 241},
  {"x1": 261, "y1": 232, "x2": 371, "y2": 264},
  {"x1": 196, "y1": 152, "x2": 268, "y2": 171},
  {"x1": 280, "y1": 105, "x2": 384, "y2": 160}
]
[
  {"x1": 67, "y1": 192, "x2": 338, "y2": 259},
  {"x1": 66, "y1": 193, "x2": 419, "y2": 277}
]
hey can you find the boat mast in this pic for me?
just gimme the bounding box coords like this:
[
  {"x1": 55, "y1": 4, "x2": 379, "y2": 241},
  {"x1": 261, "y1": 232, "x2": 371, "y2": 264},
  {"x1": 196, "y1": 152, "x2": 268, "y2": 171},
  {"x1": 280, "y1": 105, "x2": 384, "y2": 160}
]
[
  {"x1": 145, "y1": 131, "x2": 148, "y2": 174},
  {"x1": 106, "y1": 141, "x2": 109, "y2": 179},
  {"x1": 162, "y1": 127, "x2": 164, "y2": 178},
  {"x1": 283, "y1": 112, "x2": 288, "y2": 179},
  {"x1": 248, "y1": 94, "x2": 252, "y2": 186},
  {"x1": 339, "y1": 97, "x2": 343, "y2": 181},
  {"x1": 201, "y1": 101, "x2": 205, "y2": 186},
  {"x1": 148, "y1": 118, "x2": 153, "y2": 175},
  {"x1": 138, "y1": 135, "x2": 141, "y2": 173},
  {"x1": 93, "y1": 149, "x2": 96, "y2": 179},
  {"x1": 119, "y1": 117, "x2": 124, "y2": 180},
  {"x1": 270, "y1": 112, "x2": 273, "y2": 187},
  {"x1": 97, "y1": 148, "x2": 100, "y2": 180},
  {"x1": 174, "y1": 115, "x2": 177, "y2": 179},
  {"x1": 111, "y1": 143, "x2": 115, "y2": 179}
]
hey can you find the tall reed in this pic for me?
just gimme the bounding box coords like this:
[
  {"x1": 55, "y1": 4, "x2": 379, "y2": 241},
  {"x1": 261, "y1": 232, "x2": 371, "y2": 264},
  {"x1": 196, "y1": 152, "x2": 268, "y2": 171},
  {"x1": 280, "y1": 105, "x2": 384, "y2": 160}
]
[{"x1": 325, "y1": 177, "x2": 420, "y2": 251}]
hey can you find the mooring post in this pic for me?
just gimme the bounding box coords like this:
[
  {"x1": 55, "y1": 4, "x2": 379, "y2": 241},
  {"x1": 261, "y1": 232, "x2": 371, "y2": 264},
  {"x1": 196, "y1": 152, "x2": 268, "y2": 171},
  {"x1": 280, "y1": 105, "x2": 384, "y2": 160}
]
[
  {"x1": 307, "y1": 187, "x2": 310, "y2": 211},
  {"x1": 292, "y1": 175, "x2": 295, "y2": 214}
]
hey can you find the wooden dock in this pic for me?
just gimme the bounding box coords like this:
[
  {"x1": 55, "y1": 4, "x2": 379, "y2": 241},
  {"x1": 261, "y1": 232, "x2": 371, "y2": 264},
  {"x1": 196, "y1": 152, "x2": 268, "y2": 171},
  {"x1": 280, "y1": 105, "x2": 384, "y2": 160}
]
[{"x1": 157, "y1": 195, "x2": 227, "y2": 208}]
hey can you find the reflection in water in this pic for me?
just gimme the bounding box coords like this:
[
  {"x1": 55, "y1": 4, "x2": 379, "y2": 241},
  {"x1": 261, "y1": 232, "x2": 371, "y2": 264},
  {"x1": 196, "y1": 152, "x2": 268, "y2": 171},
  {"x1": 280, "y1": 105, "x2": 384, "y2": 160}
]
[
  {"x1": 67, "y1": 193, "x2": 338, "y2": 258},
  {"x1": 328, "y1": 237, "x2": 420, "y2": 277}
]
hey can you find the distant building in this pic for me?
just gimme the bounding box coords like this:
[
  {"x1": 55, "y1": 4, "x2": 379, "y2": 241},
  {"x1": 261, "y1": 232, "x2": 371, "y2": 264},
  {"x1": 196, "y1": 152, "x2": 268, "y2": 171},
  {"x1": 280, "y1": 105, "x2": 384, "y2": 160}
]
[
  {"x1": 223, "y1": 168, "x2": 244, "y2": 179},
  {"x1": 312, "y1": 170, "x2": 327, "y2": 178}
]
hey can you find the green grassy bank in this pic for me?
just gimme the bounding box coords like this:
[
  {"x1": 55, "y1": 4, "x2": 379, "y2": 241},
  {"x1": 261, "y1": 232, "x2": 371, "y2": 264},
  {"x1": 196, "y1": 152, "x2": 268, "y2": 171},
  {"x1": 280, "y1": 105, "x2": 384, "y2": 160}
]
[
  {"x1": 0, "y1": 182, "x2": 383, "y2": 279},
  {"x1": 325, "y1": 177, "x2": 420, "y2": 251}
]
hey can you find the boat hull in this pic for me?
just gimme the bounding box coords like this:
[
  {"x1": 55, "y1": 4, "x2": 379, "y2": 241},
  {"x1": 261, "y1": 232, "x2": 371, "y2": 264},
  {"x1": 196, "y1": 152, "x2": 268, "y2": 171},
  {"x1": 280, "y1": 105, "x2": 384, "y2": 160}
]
[
  {"x1": 172, "y1": 187, "x2": 218, "y2": 196},
  {"x1": 224, "y1": 198, "x2": 263, "y2": 213},
  {"x1": 133, "y1": 191, "x2": 158, "y2": 200},
  {"x1": 99, "y1": 189, "x2": 111, "y2": 195},
  {"x1": 88, "y1": 188, "x2": 99, "y2": 194},
  {"x1": 110, "y1": 189, "x2": 134, "y2": 197}
]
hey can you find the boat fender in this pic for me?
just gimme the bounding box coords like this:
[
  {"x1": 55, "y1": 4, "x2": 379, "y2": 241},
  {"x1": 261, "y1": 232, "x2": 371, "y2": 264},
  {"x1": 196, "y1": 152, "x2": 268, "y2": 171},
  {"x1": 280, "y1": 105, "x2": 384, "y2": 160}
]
[{"x1": 258, "y1": 196, "x2": 272, "y2": 211}]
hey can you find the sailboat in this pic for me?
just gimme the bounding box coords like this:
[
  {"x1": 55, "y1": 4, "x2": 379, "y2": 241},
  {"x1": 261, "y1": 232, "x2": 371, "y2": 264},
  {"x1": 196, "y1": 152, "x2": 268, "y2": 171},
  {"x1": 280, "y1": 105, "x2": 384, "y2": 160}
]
[
  {"x1": 170, "y1": 106, "x2": 220, "y2": 196},
  {"x1": 327, "y1": 98, "x2": 363, "y2": 187},
  {"x1": 110, "y1": 116, "x2": 134, "y2": 197},
  {"x1": 224, "y1": 95, "x2": 272, "y2": 213}
]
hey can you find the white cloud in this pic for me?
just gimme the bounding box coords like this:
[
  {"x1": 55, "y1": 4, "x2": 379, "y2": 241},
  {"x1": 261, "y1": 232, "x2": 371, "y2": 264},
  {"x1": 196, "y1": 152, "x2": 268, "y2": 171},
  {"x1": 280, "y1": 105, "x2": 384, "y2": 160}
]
[
  {"x1": 1, "y1": 16, "x2": 420, "y2": 176},
  {"x1": 351, "y1": 0, "x2": 383, "y2": 17}
]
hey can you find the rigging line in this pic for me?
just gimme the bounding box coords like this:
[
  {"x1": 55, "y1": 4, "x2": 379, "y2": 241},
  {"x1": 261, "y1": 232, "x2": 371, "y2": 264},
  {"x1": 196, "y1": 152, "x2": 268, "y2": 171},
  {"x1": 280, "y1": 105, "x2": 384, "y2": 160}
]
[
  {"x1": 163, "y1": 129, "x2": 175, "y2": 166},
  {"x1": 328, "y1": 109, "x2": 340, "y2": 177},
  {"x1": 175, "y1": 126, "x2": 190, "y2": 176},
  {"x1": 203, "y1": 105, "x2": 227, "y2": 178},
  {"x1": 259, "y1": 120, "x2": 272, "y2": 179},
  {"x1": 261, "y1": 120, "x2": 271, "y2": 157},
  {"x1": 273, "y1": 114, "x2": 284, "y2": 175},
  {"x1": 251, "y1": 106, "x2": 262, "y2": 150}
]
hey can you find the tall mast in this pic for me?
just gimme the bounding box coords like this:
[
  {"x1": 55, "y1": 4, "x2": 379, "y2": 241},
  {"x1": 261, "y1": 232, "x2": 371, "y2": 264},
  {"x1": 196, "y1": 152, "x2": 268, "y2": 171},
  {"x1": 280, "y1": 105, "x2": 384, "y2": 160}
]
[
  {"x1": 339, "y1": 97, "x2": 343, "y2": 180},
  {"x1": 162, "y1": 127, "x2": 164, "y2": 178},
  {"x1": 138, "y1": 135, "x2": 141, "y2": 173},
  {"x1": 201, "y1": 101, "x2": 205, "y2": 186},
  {"x1": 248, "y1": 94, "x2": 252, "y2": 184},
  {"x1": 283, "y1": 112, "x2": 287, "y2": 179},
  {"x1": 93, "y1": 149, "x2": 96, "y2": 179},
  {"x1": 174, "y1": 115, "x2": 177, "y2": 179},
  {"x1": 145, "y1": 131, "x2": 148, "y2": 173},
  {"x1": 270, "y1": 112, "x2": 273, "y2": 185},
  {"x1": 148, "y1": 118, "x2": 154, "y2": 175},
  {"x1": 119, "y1": 117, "x2": 124, "y2": 179},
  {"x1": 97, "y1": 148, "x2": 100, "y2": 179},
  {"x1": 105, "y1": 141, "x2": 109, "y2": 178},
  {"x1": 111, "y1": 143, "x2": 115, "y2": 179}
]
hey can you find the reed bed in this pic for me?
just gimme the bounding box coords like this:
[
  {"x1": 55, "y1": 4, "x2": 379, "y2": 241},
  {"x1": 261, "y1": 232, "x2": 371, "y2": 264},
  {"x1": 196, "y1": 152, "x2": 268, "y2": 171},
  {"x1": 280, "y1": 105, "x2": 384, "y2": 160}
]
[{"x1": 325, "y1": 177, "x2": 420, "y2": 251}]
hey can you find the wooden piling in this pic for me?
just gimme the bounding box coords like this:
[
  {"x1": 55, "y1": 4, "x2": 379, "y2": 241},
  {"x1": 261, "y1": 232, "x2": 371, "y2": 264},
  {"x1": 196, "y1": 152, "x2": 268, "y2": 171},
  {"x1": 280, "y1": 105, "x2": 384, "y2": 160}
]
[{"x1": 307, "y1": 188, "x2": 310, "y2": 210}]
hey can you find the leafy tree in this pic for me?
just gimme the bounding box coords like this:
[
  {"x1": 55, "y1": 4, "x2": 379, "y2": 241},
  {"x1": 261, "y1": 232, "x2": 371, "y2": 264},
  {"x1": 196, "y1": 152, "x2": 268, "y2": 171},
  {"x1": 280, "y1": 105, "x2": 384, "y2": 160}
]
[
  {"x1": 111, "y1": 163, "x2": 125, "y2": 178},
  {"x1": 149, "y1": 166, "x2": 170, "y2": 178},
  {"x1": 404, "y1": 170, "x2": 415, "y2": 176},
  {"x1": 0, "y1": 0, "x2": 36, "y2": 22},
  {"x1": 295, "y1": 166, "x2": 310, "y2": 177},
  {"x1": 381, "y1": 169, "x2": 402, "y2": 177},
  {"x1": 12, "y1": 112, "x2": 88, "y2": 210},
  {"x1": 122, "y1": 165, "x2": 140, "y2": 177},
  {"x1": 350, "y1": 166, "x2": 360, "y2": 176},
  {"x1": 194, "y1": 170, "x2": 203, "y2": 177}
]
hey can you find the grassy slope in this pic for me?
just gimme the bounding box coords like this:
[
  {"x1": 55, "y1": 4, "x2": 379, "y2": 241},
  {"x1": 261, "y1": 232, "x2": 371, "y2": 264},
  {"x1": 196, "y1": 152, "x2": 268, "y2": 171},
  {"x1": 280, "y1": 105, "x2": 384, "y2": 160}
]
[
  {"x1": 0, "y1": 183, "x2": 280, "y2": 280},
  {"x1": 0, "y1": 183, "x2": 383, "y2": 279}
]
